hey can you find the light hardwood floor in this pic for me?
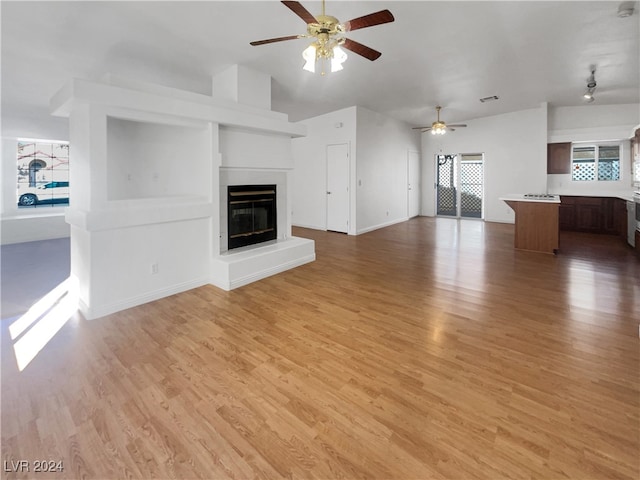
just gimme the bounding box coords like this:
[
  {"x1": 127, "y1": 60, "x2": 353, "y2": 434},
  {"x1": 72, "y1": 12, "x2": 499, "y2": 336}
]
[{"x1": 2, "y1": 218, "x2": 639, "y2": 479}]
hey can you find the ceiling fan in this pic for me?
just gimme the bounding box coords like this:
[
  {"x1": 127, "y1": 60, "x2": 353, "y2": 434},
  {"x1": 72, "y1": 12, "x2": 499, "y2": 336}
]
[
  {"x1": 250, "y1": 1, "x2": 394, "y2": 74},
  {"x1": 413, "y1": 106, "x2": 467, "y2": 135}
]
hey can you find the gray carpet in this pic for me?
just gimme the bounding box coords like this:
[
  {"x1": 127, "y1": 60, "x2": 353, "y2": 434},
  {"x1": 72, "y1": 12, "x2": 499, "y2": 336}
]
[{"x1": 0, "y1": 237, "x2": 70, "y2": 320}]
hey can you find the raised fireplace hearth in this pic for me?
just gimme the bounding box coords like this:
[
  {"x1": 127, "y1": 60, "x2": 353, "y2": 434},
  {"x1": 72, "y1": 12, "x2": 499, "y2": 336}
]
[{"x1": 227, "y1": 185, "x2": 277, "y2": 249}]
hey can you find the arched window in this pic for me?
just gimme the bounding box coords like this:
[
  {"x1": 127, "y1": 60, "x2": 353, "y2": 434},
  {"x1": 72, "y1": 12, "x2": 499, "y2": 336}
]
[{"x1": 28, "y1": 160, "x2": 46, "y2": 187}]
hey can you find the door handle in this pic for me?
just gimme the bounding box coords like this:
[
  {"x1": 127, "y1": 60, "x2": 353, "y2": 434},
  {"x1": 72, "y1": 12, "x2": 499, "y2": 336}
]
[{"x1": 327, "y1": 191, "x2": 331, "y2": 194}]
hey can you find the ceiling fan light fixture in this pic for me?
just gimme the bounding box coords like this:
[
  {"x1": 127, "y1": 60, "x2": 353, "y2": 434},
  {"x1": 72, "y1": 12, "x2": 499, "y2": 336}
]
[
  {"x1": 413, "y1": 106, "x2": 467, "y2": 134},
  {"x1": 302, "y1": 44, "x2": 317, "y2": 72},
  {"x1": 431, "y1": 122, "x2": 446, "y2": 135},
  {"x1": 252, "y1": 2, "x2": 393, "y2": 74},
  {"x1": 330, "y1": 45, "x2": 348, "y2": 72}
]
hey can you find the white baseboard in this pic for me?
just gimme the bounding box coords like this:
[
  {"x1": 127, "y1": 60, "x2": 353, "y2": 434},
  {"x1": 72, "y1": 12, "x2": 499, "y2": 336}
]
[
  {"x1": 79, "y1": 277, "x2": 209, "y2": 320},
  {"x1": 356, "y1": 217, "x2": 409, "y2": 235},
  {"x1": 292, "y1": 222, "x2": 325, "y2": 231}
]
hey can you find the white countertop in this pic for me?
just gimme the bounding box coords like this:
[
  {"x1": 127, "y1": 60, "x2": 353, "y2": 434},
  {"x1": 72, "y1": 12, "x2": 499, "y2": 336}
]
[
  {"x1": 500, "y1": 194, "x2": 561, "y2": 204},
  {"x1": 549, "y1": 191, "x2": 635, "y2": 202}
]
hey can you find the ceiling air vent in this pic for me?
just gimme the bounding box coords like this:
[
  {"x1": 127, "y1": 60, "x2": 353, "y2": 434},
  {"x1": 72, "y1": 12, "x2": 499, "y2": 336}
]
[{"x1": 479, "y1": 95, "x2": 499, "y2": 103}]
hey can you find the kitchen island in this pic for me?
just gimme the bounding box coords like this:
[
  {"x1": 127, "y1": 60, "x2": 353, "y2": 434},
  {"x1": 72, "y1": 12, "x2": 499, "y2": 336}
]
[{"x1": 500, "y1": 194, "x2": 560, "y2": 254}]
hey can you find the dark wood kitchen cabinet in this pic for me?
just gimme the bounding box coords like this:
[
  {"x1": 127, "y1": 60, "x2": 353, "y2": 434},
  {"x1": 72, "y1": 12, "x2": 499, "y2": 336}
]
[
  {"x1": 560, "y1": 196, "x2": 629, "y2": 239},
  {"x1": 559, "y1": 196, "x2": 576, "y2": 230},
  {"x1": 610, "y1": 198, "x2": 627, "y2": 237},
  {"x1": 547, "y1": 143, "x2": 572, "y2": 174},
  {"x1": 574, "y1": 197, "x2": 602, "y2": 232}
]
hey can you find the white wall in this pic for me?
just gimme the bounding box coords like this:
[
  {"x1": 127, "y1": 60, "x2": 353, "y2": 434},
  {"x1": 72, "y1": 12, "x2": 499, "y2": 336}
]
[
  {"x1": 1, "y1": 214, "x2": 70, "y2": 245},
  {"x1": 355, "y1": 107, "x2": 421, "y2": 233},
  {"x1": 422, "y1": 106, "x2": 548, "y2": 223},
  {"x1": 84, "y1": 217, "x2": 211, "y2": 317},
  {"x1": 291, "y1": 106, "x2": 420, "y2": 234},
  {"x1": 107, "y1": 118, "x2": 210, "y2": 200},
  {"x1": 219, "y1": 127, "x2": 293, "y2": 169},
  {"x1": 547, "y1": 103, "x2": 639, "y2": 196},
  {"x1": 2, "y1": 109, "x2": 69, "y2": 141},
  {"x1": 292, "y1": 107, "x2": 357, "y2": 231},
  {"x1": 548, "y1": 104, "x2": 639, "y2": 142}
]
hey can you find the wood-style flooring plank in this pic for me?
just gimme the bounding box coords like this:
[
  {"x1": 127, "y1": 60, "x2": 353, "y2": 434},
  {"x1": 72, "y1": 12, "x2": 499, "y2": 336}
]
[{"x1": 2, "y1": 217, "x2": 638, "y2": 479}]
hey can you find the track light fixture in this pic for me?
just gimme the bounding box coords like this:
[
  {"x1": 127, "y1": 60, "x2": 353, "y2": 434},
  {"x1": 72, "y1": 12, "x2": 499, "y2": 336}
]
[
  {"x1": 583, "y1": 68, "x2": 596, "y2": 103},
  {"x1": 617, "y1": 1, "x2": 635, "y2": 17}
]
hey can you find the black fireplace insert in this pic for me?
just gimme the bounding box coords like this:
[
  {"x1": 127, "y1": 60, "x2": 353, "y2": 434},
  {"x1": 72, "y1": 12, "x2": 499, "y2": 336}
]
[{"x1": 227, "y1": 185, "x2": 277, "y2": 249}]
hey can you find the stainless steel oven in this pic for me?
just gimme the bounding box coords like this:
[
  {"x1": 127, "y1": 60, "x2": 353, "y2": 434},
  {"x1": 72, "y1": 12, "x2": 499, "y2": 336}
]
[{"x1": 635, "y1": 191, "x2": 640, "y2": 231}]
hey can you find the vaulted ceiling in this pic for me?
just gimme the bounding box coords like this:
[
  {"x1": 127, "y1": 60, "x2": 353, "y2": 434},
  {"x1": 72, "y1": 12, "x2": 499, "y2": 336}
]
[{"x1": 2, "y1": 1, "x2": 639, "y2": 128}]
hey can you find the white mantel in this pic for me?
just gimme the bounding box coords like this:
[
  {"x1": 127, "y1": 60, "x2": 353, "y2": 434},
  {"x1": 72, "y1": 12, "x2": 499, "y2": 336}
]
[{"x1": 51, "y1": 66, "x2": 314, "y2": 319}]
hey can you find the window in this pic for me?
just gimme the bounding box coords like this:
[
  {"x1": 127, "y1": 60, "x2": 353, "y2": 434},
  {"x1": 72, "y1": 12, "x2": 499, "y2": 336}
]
[
  {"x1": 17, "y1": 140, "x2": 69, "y2": 207},
  {"x1": 572, "y1": 143, "x2": 620, "y2": 181}
]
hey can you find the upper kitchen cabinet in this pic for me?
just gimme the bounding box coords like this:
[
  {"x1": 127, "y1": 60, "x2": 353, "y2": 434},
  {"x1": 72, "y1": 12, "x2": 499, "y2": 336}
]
[{"x1": 547, "y1": 142, "x2": 572, "y2": 174}]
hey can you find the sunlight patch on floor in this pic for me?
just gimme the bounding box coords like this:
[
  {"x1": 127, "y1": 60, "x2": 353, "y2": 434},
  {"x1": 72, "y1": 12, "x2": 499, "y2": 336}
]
[{"x1": 9, "y1": 276, "x2": 78, "y2": 371}]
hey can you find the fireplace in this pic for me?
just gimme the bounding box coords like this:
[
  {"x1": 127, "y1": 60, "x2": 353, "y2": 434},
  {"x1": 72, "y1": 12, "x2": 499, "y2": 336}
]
[{"x1": 227, "y1": 185, "x2": 277, "y2": 249}]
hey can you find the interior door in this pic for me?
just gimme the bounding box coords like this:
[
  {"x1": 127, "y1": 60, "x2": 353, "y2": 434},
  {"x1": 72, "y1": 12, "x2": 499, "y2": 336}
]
[
  {"x1": 407, "y1": 150, "x2": 420, "y2": 218},
  {"x1": 326, "y1": 143, "x2": 350, "y2": 233}
]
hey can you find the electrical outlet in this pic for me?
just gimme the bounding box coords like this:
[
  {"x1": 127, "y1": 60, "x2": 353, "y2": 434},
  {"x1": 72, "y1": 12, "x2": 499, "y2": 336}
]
[{"x1": 151, "y1": 263, "x2": 159, "y2": 275}]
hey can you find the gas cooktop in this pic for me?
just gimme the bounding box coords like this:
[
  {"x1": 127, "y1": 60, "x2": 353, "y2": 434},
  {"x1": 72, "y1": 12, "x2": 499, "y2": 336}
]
[{"x1": 524, "y1": 193, "x2": 556, "y2": 199}]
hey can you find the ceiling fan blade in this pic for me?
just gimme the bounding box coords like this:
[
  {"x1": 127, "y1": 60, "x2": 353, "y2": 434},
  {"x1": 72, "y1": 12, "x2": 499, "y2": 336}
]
[
  {"x1": 447, "y1": 124, "x2": 467, "y2": 128},
  {"x1": 342, "y1": 38, "x2": 382, "y2": 61},
  {"x1": 343, "y1": 9, "x2": 395, "y2": 32},
  {"x1": 412, "y1": 126, "x2": 430, "y2": 130},
  {"x1": 250, "y1": 35, "x2": 302, "y2": 46},
  {"x1": 281, "y1": 1, "x2": 318, "y2": 24}
]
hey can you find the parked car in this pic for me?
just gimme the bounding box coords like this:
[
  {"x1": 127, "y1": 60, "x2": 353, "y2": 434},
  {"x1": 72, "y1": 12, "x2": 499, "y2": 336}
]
[{"x1": 18, "y1": 181, "x2": 69, "y2": 206}]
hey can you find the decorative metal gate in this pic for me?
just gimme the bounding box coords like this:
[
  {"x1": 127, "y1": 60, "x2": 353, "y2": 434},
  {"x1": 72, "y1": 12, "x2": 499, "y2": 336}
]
[
  {"x1": 460, "y1": 155, "x2": 483, "y2": 218},
  {"x1": 436, "y1": 153, "x2": 484, "y2": 219},
  {"x1": 436, "y1": 154, "x2": 457, "y2": 216}
]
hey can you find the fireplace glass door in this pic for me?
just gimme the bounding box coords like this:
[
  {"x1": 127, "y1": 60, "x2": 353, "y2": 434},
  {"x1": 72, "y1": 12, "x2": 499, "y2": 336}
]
[{"x1": 228, "y1": 185, "x2": 277, "y2": 249}]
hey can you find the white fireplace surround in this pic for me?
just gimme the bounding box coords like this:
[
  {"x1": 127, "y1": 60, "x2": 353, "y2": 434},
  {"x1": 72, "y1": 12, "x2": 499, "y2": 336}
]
[
  {"x1": 219, "y1": 168, "x2": 287, "y2": 253},
  {"x1": 211, "y1": 165, "x2": 315, "y2": 291},
  {"x1": 50, "y1": 66, "x2": 315, "y2": 319}
]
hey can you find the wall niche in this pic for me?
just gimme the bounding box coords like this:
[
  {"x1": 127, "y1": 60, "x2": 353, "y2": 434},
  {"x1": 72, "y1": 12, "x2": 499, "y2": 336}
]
[{"x1": 106, "y1": 117, "x2": 209, "y2": 202}]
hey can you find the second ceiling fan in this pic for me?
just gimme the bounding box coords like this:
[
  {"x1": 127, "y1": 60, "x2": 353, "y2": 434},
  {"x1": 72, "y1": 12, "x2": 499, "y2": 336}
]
[
  {"x1": 250, "y1": 1, "x2": 395, "y2": 74},
  {"x1": 413, "y1": 106, "x2": 468, "y2": 135}
]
